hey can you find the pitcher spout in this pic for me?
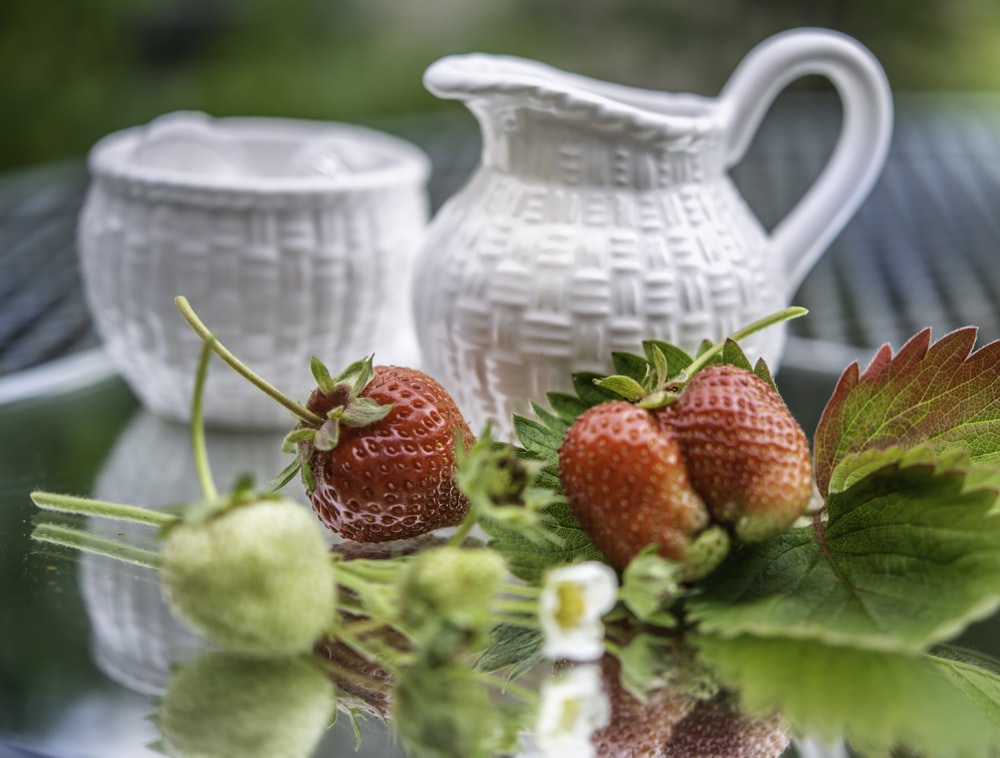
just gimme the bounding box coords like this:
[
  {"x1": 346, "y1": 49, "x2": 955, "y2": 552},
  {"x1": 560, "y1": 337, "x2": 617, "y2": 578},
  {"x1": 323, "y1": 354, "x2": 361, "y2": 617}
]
[
  {"x1": 424, "y1": 53, "x2": 721, "y2": 184},
  {"x1": 424, "y1": 54, "x2": 716, "y2": 129}
]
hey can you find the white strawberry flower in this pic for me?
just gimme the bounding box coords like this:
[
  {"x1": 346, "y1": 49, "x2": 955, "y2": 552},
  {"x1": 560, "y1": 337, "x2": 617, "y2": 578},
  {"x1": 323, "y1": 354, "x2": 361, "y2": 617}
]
[
  {"x1": 539, "y1": 561, "x2": 618, "y2": 661},
  {"x1": 534, "y1": 663, "x2": 610, "y2": 758}
]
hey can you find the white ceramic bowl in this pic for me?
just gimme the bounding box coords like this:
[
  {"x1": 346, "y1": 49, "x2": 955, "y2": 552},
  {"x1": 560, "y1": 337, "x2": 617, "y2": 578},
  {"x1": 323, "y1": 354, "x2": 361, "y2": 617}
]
[{"x1": 78, "y1": 112, "x2": 430, "y2": 429}]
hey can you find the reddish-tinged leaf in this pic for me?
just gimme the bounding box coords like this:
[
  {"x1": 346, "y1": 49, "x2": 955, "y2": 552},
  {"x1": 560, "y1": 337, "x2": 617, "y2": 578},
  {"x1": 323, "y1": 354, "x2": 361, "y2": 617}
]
[{"x1": 814, "y1": 327, "x2": 1000, "y2": 495}]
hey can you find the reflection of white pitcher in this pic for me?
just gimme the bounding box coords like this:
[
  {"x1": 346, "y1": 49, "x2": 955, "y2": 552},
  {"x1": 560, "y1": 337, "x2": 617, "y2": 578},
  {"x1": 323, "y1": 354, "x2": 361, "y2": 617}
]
[{"x1": 413, "y1": 28, "x2": 892, "y2": 437}]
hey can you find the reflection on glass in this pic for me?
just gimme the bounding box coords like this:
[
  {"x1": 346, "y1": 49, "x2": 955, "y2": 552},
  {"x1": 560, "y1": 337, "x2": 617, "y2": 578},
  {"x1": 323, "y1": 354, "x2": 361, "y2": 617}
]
[
  {"x1": 157, "y1": 651, "x2": 335, "y2": 758},
  {"x1": 80, "y1": 409, "x2": 301, "y2": 695}
]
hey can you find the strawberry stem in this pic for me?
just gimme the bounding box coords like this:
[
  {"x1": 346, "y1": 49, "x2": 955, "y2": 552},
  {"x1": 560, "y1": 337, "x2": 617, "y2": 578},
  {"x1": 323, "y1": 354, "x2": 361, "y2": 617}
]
[
  {"x1": 30, "y1": 491, "x2": 178, "y2": 527},
  {"x1": 31, "y1": 522, "x2": 161, "y2": 569},
  {"x1": 446, "y1": 512, "x2": 478, "y2": 548},
  {"x1": 682, "y1": 305, "x2": 808, "y2": 379},
  {"x1": 191, "y1": 337, "x2": 219, "y2": 501},
  {"x1": 174, "y1": 296, "x2": 324, "y2": 427},
  {"x1": 473, "y1": 668, "x2": 539, "y2": 704}
]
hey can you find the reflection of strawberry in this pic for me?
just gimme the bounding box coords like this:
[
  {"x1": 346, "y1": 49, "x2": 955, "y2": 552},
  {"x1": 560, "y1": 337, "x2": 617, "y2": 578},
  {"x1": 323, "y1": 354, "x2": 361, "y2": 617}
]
[
  {"x1": 298, "y1": 361, "x2": 475, "y2": 543},
  {"x1": 590, "y1": 653, "x2": 695, "y2": 757},
  {"x1": 558, "y1": 401, "x2": 710, "y2": 568},
  {"x1": 662, "y1": 691, "x2": 790, "y2": 757},
  {"x1": 314, "y1": 615, "x2": 403, "y2": 719},
  {"x1": 312, "y1": 537, "x2": 433, "y2": 718},
  {"x1": 660, "y1": 365, "x2": 813, "y2": 543}
]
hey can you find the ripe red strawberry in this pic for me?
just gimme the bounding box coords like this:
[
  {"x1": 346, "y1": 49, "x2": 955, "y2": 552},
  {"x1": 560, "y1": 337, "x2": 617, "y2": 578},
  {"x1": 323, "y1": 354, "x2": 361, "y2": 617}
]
[
  {"x1": 558, "y1": 401, "x2": 710, "y2": 568},
  {"x1": 298, "y1": 363, "x2": 475, "y2": 542},
  {"x1": 659, "y1": 364, "x2": 813, "y2": 543},
  {"x1": 662, "y1": 691, "x2": 790, "y2": 757},
  {"x1": 590, "y1": 652, "x2": 696, "y2": 757}
]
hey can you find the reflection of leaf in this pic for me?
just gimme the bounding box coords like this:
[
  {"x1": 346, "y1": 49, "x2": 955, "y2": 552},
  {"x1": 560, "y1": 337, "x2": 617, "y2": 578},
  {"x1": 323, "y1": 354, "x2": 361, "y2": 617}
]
[
  {"x1": 814, "y1": 327, "x2": 1000, "y2": 496},
  {"x1": 477, "y1": 623, "x2": 543, "y2": 676},
  {"x1": 687, "y1": 453, "x2": 1000, "y2": 652},
  {"x1": 929, "y1": 645, "x2": 1000, "y2": 731},
  {"x1": 695, "y1": 633, "x2": 1000, "y2": 757}
]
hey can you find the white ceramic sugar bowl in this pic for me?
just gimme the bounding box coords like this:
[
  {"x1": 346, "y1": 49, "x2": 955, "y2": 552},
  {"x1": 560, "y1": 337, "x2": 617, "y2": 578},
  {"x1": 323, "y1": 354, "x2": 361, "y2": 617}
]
[{"x1": 78, "y1": 112, "x2": 430, "y2": 429}]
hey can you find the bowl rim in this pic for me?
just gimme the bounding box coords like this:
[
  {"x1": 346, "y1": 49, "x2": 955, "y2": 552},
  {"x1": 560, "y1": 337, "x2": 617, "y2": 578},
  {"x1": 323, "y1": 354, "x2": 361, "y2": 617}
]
[{"x1": 87, "y1": 115, "x2": 432, "y2": 203}]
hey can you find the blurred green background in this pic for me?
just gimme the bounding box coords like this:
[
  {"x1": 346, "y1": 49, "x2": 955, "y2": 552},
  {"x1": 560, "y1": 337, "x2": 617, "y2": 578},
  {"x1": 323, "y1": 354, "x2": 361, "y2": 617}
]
[{"x1": 2, "y1": 0, "x2": 1000, "y2": 172}]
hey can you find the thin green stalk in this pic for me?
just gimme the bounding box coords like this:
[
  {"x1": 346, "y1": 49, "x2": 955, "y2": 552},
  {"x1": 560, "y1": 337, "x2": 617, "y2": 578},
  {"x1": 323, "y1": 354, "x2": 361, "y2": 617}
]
[
  {"x1": 31, "y1": 523, "x2": 160, "y2": 569},
  {"x1": 682, "y1": 306, "x2": 808, "y2": 379},
  {"x1": 335, "y1": 628, "x2": 408, "y2": 673},
  {"x1": 493, "y1": 597, "x2": 540, "y2": 617},
  {"x1": 191, "y1": 337, "x2": 218, "y2": 501},
  {"x1": 497, "y1": 582, "x2": 541, "y2": 598},
  {"x1": 31, "y1": 491, "x2": 177, "y2": 528},
  {"x1": 446, "y1": 512, "x2": 478, "y2": 548},
  {"x1": 335, "y1": 557, "x2": 408, "y2": 584},
  {"x1": 336, "y1": 615, "x2": 396, "y2": 640},
  {"x1": 314, "y1": 654, "x2": 393, "y2": 692},
  {"x1": 474, "y1": 668, "x2": 540, "y2": 704},
  {"x1": 174, "y1": 296, "x2": 323, "y2": 426}
]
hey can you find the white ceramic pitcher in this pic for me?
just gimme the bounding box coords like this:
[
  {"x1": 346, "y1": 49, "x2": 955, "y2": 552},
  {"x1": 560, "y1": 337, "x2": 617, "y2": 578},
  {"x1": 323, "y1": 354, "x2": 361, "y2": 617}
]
[{"x1": 412, "y1": 28, "x2": 892, "y2": 437}]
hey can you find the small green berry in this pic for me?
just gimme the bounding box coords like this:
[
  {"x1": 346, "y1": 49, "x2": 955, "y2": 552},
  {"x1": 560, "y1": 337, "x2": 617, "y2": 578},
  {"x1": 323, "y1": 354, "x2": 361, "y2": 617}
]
[
  {"x1": 680, "y1": 525, "x2": 731, "y2": 582},
  {"x1": 160, "y1": 499, "x2": 336, "y2": 656},
  {"x1": 159, "y1": 651, "x2": 335, "y2": 758},
  {"x1": 400, "y1": 545, "x2": 507, "y2": 633}
]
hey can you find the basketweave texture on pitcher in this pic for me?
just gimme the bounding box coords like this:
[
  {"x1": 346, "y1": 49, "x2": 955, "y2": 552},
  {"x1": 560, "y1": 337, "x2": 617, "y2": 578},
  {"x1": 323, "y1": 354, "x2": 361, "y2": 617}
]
[{"x1": 414, "y1": 146, "x2": 774, "y2": 435}]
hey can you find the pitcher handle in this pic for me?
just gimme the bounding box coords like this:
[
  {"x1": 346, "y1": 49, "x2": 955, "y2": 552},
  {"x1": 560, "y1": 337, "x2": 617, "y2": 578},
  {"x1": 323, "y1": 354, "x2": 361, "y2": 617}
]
[{"x1": 718, "y1": 28, "x2": 893, "y2": 295}]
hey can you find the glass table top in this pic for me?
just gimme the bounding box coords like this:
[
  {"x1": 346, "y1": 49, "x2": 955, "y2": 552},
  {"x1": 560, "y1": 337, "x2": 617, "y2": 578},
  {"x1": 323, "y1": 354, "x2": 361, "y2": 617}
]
[{"x1": 5, "y1": 93, "x2": 1000, "y2": 756}]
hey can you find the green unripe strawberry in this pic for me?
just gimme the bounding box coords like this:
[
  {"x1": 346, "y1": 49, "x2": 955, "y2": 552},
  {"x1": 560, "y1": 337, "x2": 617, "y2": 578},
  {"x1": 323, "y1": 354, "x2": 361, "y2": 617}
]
[
  {"x1": 399, "y1": 545, "x2": 507, "y2": 657},
  {"x1": 159, "y1": 651, "x2": 335, "y2": 758},
  {"x1": 160, "y1": 498, "x2": 336, "y2": 656}
]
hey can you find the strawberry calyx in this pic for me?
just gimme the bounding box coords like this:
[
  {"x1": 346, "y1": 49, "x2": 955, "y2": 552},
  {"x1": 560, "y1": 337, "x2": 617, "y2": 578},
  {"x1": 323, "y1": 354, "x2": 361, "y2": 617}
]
[
  {"x1": 161, "y1": 473, "x2": 285, "y2": 535},
  {"x1": 299, "y1": 355, "x2": 394, "y2": 452},
  {"x1": 273, "y1": 355, "x2": 396, "y2": 493},
  {"x1": 594, "y1": 306, "x2": 806, "y2": 409},
  {"x1": 594, "y1": 343, "x2": 689, "y2": 410}
]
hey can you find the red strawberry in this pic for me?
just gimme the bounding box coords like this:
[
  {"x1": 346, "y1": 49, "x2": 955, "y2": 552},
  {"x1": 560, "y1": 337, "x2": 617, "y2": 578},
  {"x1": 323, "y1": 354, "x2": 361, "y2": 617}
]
[
  {"x1": 662, "y1": 691, "x2": 790, "y2": 757},
  {"x1": 590, "y1": 652, "x2": 696, "y2": 757},
  {"x1": 299, "y1": 363, "x2": 475, "y2": 542},
  {"x1": 660, "y1": 364, "x2": 813, "y2": 543},
  {"x1": 558, "y1": 401, "x2": 710, "y2": 568}
]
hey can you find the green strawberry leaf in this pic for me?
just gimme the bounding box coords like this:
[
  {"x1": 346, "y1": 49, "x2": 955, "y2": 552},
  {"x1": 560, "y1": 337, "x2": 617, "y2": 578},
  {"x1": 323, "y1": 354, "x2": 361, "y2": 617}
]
[
  {"x1": 687, "y1": 449, "x2": 1000, "y2": 652},
  {"x1": 545, "y1": 392, "x2": 590, "y2": 425},
  {"x1": 594, "y1": 374, "x2": 646, "y2": 402},
  {"x1": 511, "y1": 415, "x2": 561, "y2": 462},
  {"x1": 814, "y1": 327, "x2": 1000, "y2": 496},
  {"x1": 694, "y1": 632, "x2": 1000, "y2": 757},
  {"x1": 611, "y1": 350, "x2": 653, "y2": 383},
  {"x1": 476, "y1": 623, "x2": 543, "y2": 675},
  {"x1": 572, "y1": 371, "x2": 620, "y2": 408},
  {"x1": 929, "y1": 644, "x2": 1000, "y2": 732},
  {"x1": 752, "y1": 356, "x2": 778, "y2": 392},
  {"x1": 480, "y1": 499, "x2": 605, "y2": 583},
  {"x1": 643, "y1": 340, "x2": 694, "y2": 377},
  {"x1": 527, "y1": 401, "x2": 571, "y2": 440},
  {"x1": 618, "y1": 548, "x2": 682, "y2": 626},
  {"x1": 720, "y1": 338, "x2": 754, "y2": 371}
]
